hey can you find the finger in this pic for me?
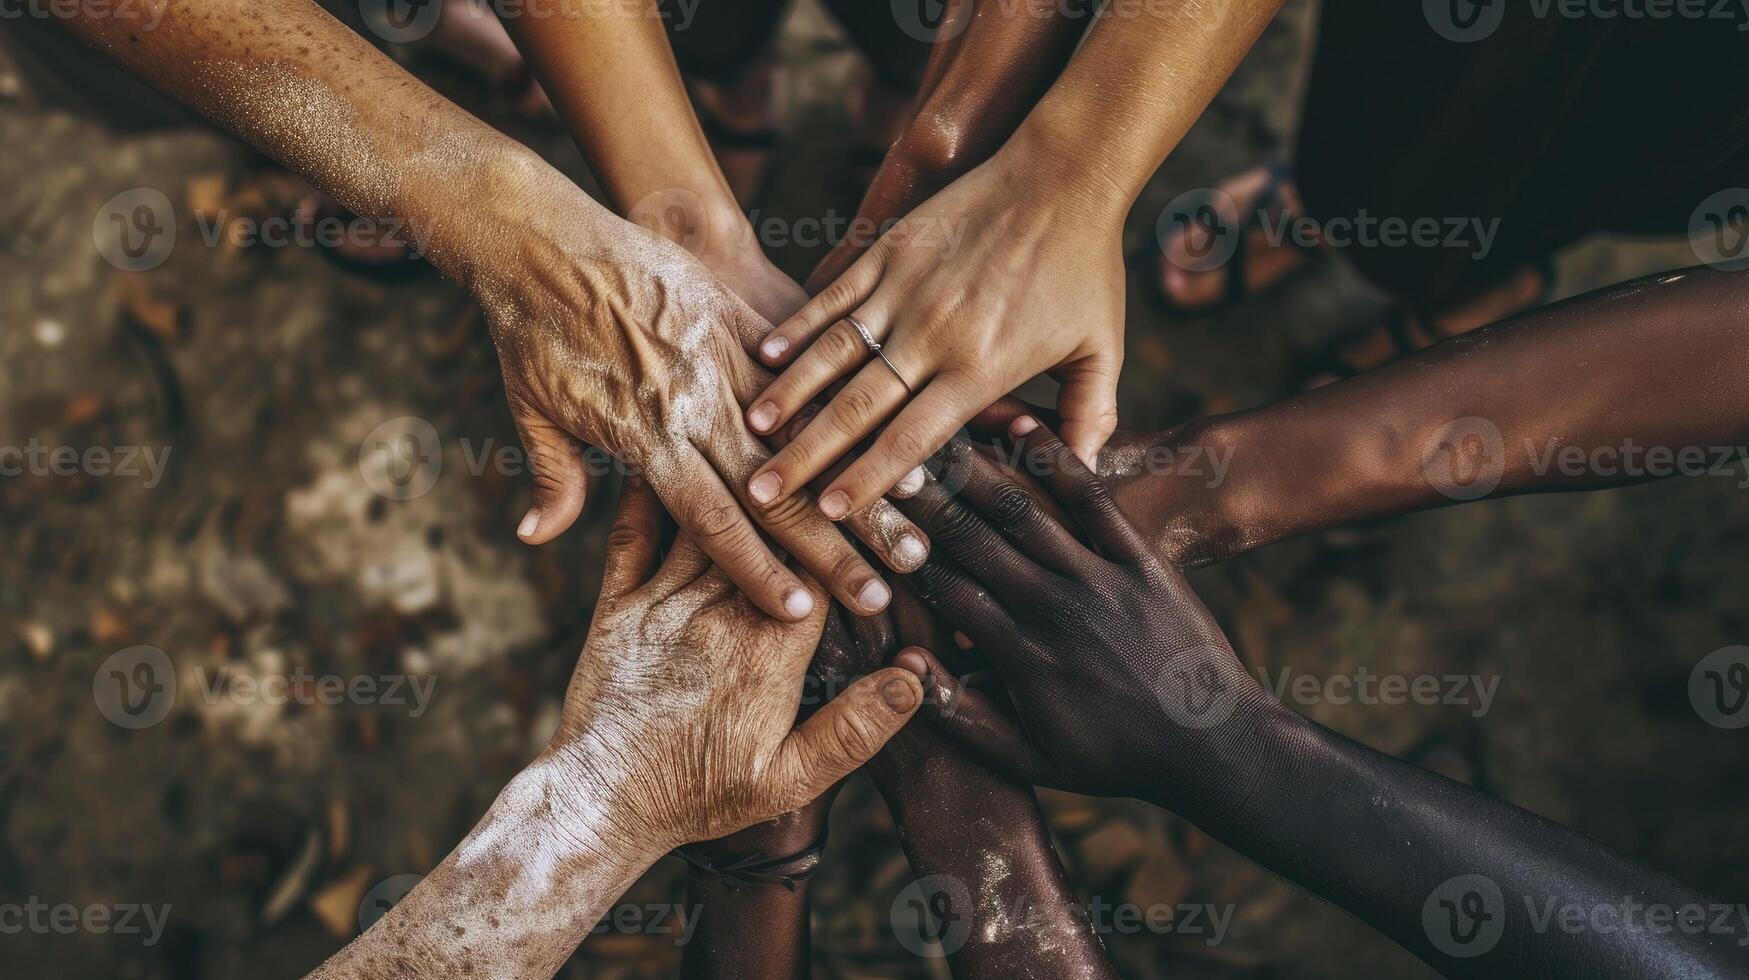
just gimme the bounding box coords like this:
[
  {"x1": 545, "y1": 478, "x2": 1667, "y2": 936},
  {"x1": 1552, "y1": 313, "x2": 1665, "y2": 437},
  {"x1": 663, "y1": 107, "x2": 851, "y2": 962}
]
[
  {"x1": 509, "y1": 406, "x2": 589, "y2": 545},
  {"x1": 757, "y1": 248, "x2": 886, "y2": 366},
  {"x1": 750, "y1": 359, "x2": 914, "y2": 515},
  {"x1": 1052, "y1": 353, "x2": 1121, "y2": 470},
  {"x1": 745, "y1": 313, "x2": 886, "y2": 440},
  {"x1": 597, "y1": 477, "x2": 664, "y2": 602},
  {"x1": 657, "y1": 450, "x2": 818, "y2": 622},
  {"x1": 903, "y1": 555, "x2": 1018, "y2": 650},
  {"x1": 818, "y1": 372, "x2": 984, "y2": 516},
  {"x1": 766, "y1": 666, "x2": 923, "y2": 813},
  {"x1": 1009, "y1": 416, "x2": 1151, "y2": 565},
  {"x1": 897, "y1": 461, "x2": 1050, "y2": 602},
  {"x1": 966, "y1": 396, "x2": 1057, "y2": 438},
  {"x1": 893, "y1": 646, "x2": 1049, "y2": 785},
  {"x1": 772, "y1": 405, "x2": 931, "y2": 574},
  {"x1": 702, "y1": 426, "x2": 895, "y2": 616},
  {"x1": 935, "y1": 437, "x2": 1091, "y2": 578}
]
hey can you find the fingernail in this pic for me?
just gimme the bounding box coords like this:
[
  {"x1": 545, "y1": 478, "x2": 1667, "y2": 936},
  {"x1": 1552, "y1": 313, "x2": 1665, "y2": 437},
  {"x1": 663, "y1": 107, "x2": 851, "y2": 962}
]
[
  {"x1": 894, "y1": 649, "x2": 930, "y2": 678},
  {"x1": 783, "y1": 587, "x2": 815, "y2": 619},
  {"x1": 761, "y1": 335, "x2": 789, "y2": 361},
  {"x1": 1010, "y1": 415, "x2": 1040, "y2": 437},
  {"x1": 747, "y1": 401, "x2": 778, "y2": 433},
  {"x1": 517, "y1": 508, "x2": 541, "y2": 540},
  {"x1": 881, "y1": 676, "x2": 919, "y2": 712},
  {"x1": 894, "y1": 534, "x2": 928, "y2": 570},
  {"x1": 820, "y1": 490, "x2": 851, "y2": 520},
  {"x1": 749, "y1": 471, "x2": 782, "y2": 504},
  {"x1": 858, "y1": 577, "x2": 891, "y2": 611},
  {"x1": 892, "y1": 466, "x2": 927, "y2": 498},
  {"x1": 953, "y1": 631, "x2": 974, "y2": 650}
]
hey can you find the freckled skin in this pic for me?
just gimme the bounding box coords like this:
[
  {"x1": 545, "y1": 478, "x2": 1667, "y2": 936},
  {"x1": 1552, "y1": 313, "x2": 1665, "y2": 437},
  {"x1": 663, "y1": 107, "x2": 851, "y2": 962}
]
[
  {"x1": 899, "y1": 422, "x2": 1749, "y2": 978},
  {"x1": 297, "y1": 482, "x2": 920, "y2": 979}
]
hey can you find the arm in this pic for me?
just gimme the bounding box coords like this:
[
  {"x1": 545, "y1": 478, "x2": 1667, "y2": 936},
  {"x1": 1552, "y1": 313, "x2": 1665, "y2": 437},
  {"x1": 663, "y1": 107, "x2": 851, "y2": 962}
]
[
  {"x1": 803, "y1": 0, "x2": 1086, "y2": 292},
  {"x1": 310, "y1": 481, "x2": 924, "y2": 978},
  {"x1": 58, "y1": 0, "x2": 907, "y2": 621},
  {"x1": 1097, "y1": 266, "x2": 1749, "y2": 566},
  {"x1": 894, "y1": 422, "x2": 1749, "y2": 978},
  {"x1": 742, "y1": 0, "x2": 1285, "y2": 521},
  {"x1": 495, "y1": 0, "x2": 806, "y2": 328},
  {"x1": 811, "y1": 602, "x2": 1118, "y2": 976}
]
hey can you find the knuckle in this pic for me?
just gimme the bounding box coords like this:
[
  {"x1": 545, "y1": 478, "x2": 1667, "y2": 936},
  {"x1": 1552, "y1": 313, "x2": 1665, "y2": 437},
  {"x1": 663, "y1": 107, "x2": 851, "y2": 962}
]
[
  {"x1": 750, "y1": 489, "x2": 815, "y2": 532},
  {"x1": 827, "y1": 388, "x2": 879, "y2": 436},
  {"x1": 885, "y1": 420, "x2": 937, "y2": 467},
  {"x1": 830, "y1": 702, "x2": 887, "y2": 762},
  {"x1": 988, "y1": 481, "x2": 1037, "y2": 529},
  {"x1": 689, "y1": 500, "x2": 744, "y2": 541},
  {"x1": 828, "y1": 551, "x2": 871, "y2": 591},
  {"x1": 931, "y1": 503, "x2": 986, "y2": 550},
  {"x1": 820, "y1": 322, "x2": 867, "y2": 366},
  {"x1": 604, "y1": 525, "x2": 647, "y2": 553}
]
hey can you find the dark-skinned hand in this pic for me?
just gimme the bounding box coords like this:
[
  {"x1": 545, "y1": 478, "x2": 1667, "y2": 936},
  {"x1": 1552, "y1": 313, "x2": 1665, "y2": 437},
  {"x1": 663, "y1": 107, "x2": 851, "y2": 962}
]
[{"x1": 892, "y1": 417, "x2": 1276, "y2": 810}]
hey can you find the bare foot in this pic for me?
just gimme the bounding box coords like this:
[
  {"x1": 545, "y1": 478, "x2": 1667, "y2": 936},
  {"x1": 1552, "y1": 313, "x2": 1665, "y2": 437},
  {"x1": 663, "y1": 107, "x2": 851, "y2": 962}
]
[
  {"x1": 1159, "y1": 165, "x2": 1316, "y2": 311},
  {"x1": 690, "y1": 60, "x2": 784, "y2": 208}
]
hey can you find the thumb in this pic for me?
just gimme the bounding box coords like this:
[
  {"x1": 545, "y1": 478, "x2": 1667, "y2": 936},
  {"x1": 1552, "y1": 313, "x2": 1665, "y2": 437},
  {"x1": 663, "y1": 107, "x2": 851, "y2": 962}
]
[
  {"x1": 510, "y1": 405, "x2": 589, "y2": 545},
  {"x1": 1053, "y1": 355, "x2": 1120, "y2": 470},
  {"x1": 765, "y1": 666, "x2": 922, "y2": 812}
]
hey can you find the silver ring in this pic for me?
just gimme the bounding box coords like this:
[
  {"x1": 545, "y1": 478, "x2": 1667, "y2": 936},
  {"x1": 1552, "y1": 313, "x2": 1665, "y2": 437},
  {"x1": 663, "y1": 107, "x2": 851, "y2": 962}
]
[{"x1": 845, "y1": 314, "x2": 914, "y2": 393}]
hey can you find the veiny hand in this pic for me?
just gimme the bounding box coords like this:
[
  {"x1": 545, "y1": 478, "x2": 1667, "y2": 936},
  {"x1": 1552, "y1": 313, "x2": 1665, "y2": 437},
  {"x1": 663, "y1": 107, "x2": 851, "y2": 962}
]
[
  {"x1": 547, "y1": 479, "x2": 925, "y2": 852},
  {"x1": 740, "y1": 152, "x2": 1126, "y2": 523},
  {"x1": 474, "y1": 177, "x2": 907, "y2": 618},
  {"x1": 892, "y1": 419, "x2": 1273, "y2": 806}
]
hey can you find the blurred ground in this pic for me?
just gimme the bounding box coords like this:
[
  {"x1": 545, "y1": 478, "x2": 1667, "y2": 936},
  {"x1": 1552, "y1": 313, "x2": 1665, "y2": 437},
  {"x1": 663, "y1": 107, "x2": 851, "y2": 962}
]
[{"x1": 2, "y1": 1, "x2": 1746, "y2": 978}]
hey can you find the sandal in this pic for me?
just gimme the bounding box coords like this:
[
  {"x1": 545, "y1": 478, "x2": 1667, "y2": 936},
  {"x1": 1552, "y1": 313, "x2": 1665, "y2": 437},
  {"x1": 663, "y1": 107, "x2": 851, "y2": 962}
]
[{"x1": 1141, "y1": 162, "x2": 1320, "y2": 317}]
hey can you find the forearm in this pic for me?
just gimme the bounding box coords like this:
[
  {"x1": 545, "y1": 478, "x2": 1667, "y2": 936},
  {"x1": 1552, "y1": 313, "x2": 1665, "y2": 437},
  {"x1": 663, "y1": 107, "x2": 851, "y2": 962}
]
[
  {"x1": 57, "y1": 0, "x2": 594, "y2": 292},
  {"x1": 497, "y1": 1, "x2": 746, "y2": 249},
  {"x1": 1168, "y1": 706, "x2": 1748, "y2": 977},
  {"x1": 1116, "y1": 267, "x2": 1749, "y2": 564},
  {"x1": 309, "y1": 758, "x2": 659, "y2": 979},
  {"x1": 678, "y1": 808, "x2": 823, "y2": 980},
  {"x1": 1006, "y1": 0, "x2": 1283, "y2": 215},
  {"x1": 870, "y1": 728, "x2": 1117, "y2": 977}
]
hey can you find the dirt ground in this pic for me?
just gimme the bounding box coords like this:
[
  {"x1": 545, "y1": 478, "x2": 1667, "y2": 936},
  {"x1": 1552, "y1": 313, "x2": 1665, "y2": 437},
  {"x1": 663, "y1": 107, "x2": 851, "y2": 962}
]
[{"x1": 3, "y1": 2, "x2": 1746, "y2": 978}]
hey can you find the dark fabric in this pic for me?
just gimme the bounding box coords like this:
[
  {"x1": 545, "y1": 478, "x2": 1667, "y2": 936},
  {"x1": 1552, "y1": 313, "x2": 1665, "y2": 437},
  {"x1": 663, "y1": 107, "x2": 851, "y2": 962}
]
[{"x1": 1296, "y1": 2, "x2": 1749, "y2": 309}]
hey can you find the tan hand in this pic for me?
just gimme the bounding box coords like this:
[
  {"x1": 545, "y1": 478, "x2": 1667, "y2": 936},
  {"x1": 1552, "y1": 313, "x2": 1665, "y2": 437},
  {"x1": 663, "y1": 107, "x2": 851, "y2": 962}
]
[
  {"x1": 549, "y1": 479, "x2": 924, "y2": 851},
  {"x1": 742, "y1": 152, "x2": 1125, "y2": 521}
]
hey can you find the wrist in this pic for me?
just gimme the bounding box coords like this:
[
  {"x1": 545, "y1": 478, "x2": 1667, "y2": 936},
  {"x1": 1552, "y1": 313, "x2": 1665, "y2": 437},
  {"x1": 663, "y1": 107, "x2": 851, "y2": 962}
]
[{"x1": 999, "y1": 109, "x2": 1135, "y2": 227}]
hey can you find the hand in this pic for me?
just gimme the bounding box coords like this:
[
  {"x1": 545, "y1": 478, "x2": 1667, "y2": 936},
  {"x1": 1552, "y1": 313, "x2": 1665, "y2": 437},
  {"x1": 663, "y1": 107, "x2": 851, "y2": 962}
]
[
  {"x1": 546, "y1": 479, "x2": 925, "y2": 854},
  {"x1": 892, "y1": 419, "x2": 1273, "y2": 806},
  {"x1": 740, "y1": 144, "x2": 1126, "y2": 522},
  {"x1": 475, "y1": 173, "x2": 903, "y2": 618}
]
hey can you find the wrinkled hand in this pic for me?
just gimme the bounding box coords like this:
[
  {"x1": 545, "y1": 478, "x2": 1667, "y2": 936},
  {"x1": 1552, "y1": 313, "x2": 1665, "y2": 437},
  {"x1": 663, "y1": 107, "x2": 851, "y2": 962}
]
[
  {"x1": 475, "y1": 187, "x2": 907, "y2": 618},
  {"x1": 740, "y1": 153, "x2": 1126, "y2": 522},
  {"x1": 893, "y1": 419, "x2": 1272, "y2": 806},
  {"x1": 547, "y1": 480, "x2": 924, "y2": 852}
]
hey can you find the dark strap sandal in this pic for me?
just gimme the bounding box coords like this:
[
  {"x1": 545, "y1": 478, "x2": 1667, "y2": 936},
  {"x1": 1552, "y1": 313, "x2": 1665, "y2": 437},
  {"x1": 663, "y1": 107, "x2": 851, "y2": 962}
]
[{"x1": 696, "y1": 108, "x2": 782, "y2": 211}]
